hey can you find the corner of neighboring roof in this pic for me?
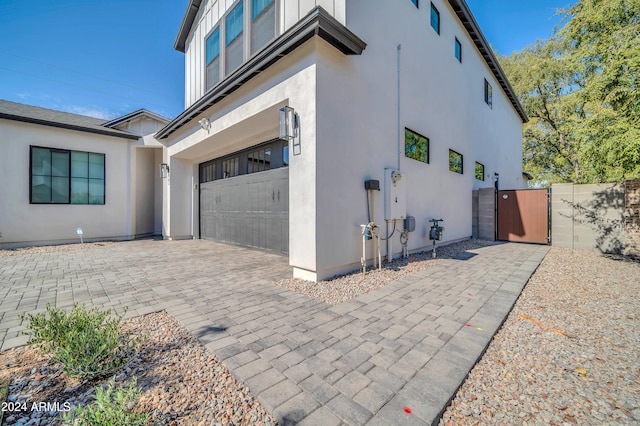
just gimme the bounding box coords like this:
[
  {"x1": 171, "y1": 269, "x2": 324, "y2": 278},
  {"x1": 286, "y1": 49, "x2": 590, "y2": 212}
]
[
  {"x1": 447, "y1": 0, "x2": 528, "y2": 123},
  {"x1": 102, "y1": 109, "x2": 171, "y2": 128},
  {"x1": 174, "y1": 0, "x2": 203, "y2": 53}
]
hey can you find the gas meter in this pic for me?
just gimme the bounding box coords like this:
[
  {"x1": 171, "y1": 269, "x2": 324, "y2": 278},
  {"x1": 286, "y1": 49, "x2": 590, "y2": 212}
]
[
  {"x1": 429, "y1": 218, "x2": 444, "y2": 241},
  {"x1": 429, "y1": 218, "x2": 444, "y2": 259}
]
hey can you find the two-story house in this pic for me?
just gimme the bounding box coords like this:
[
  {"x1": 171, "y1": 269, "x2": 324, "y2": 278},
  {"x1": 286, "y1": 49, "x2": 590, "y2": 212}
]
[{"x1": 157, "y1": 0, "x2": 528, "y2": 281}]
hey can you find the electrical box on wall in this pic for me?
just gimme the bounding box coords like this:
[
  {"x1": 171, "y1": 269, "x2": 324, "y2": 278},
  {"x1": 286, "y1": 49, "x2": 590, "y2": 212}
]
[{"x1": 384, "y1": 169, "x2": 406, "y2": 220}]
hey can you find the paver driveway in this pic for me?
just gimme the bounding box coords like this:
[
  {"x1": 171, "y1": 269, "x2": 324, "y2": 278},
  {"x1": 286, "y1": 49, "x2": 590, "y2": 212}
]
[{"x1": 0, "y1": 239, "x2": 549, "y2": 425}]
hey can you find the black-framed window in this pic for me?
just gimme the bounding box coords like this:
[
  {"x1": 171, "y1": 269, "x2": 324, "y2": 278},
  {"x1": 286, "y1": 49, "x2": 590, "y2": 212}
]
[
  {"x1": 475, "y1": 162, "x2": 485, "y2": 181},
  {"x1": 206, "y1": 27, "x2": 221, "y2": 90},
  {"x1": 405, "y1": 128, "x2": 429, "y2": 164},
  {"x1": 30, "y1": 146, "x2": 105, "y2": 204},
  {"x1": 449, "y1": 149, "x2": 463, "y2": 174},
  {"x1": 455, "y1": 37, "x2": 462, "y2": 62},
  {"x1": 411, "y1": 0, "x2": 419, "y2": 7},
  {"x1": 484, "y1": 78, "x2": 493, "y2": 108},
  {"x1": 200, "y1": 139, "x2": 288, "y2": 183},
  {"x1": 430, "y1": 3, "x2": 440, "y2": 34}
]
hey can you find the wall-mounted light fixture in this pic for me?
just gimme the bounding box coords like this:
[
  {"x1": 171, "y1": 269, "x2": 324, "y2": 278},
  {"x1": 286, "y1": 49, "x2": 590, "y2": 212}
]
[
  {"x1": 279, "y1": 106, "x2": 299, "y2": 140},
  {"x1": 160, "y1": 163, "x2": 170, "y2": 178},
  {"x1": 199, "y1": 117, "x2": 211, "y2": 131}
]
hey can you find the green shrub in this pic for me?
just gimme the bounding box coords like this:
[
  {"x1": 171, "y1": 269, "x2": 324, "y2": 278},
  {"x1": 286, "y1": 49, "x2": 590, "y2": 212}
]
[
  {"x1": 21, "y1": 303, "x2": 142, "y2": 381},
  {"x1": 62, "y1": 377, "x2": 148, "y2": 426}
]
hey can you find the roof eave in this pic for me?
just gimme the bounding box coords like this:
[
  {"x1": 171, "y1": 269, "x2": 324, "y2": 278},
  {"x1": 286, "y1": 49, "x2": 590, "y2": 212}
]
[
  {"x1": 0, "y1": 113, "x2": 140, "y2": 140},
  {"x1": 103, "y1": 109, "x2": 171, "y2": 128},
  {"x1": 447, "y1": 0, "x2": 528, "y2": 123},
  {"x1": 174, "y1": 0, "x2": 202, "y2": 53},
  {"x1": 157, "y1": 6, "x2": 366, "y2": 140}
]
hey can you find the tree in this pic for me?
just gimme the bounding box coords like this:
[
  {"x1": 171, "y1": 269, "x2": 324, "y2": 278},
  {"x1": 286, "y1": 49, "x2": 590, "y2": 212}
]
[{"x1": 501, "y1": 0, "x2": 640, "y2": 184}]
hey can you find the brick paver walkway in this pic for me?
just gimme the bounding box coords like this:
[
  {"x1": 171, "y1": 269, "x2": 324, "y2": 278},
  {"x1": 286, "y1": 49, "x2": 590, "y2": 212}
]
[{"x1": 0, "y1": 239, "x2": 548, "y2": 425}]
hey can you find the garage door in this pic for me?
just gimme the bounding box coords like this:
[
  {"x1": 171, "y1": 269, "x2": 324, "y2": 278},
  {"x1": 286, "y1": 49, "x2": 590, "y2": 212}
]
[{"x1": 200, "y1": 164, "x2": 289, "y2": 254}]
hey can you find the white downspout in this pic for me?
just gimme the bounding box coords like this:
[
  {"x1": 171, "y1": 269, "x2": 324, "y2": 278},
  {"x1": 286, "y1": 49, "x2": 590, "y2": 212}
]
[{"x1": 387, "y1": 44, "x2": 402, "y2": 263}]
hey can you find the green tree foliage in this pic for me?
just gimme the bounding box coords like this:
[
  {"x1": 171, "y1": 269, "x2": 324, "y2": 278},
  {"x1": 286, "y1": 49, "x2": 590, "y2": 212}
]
[{"x1": 501, "y1": 0, "x2": 640, "y2": 184}]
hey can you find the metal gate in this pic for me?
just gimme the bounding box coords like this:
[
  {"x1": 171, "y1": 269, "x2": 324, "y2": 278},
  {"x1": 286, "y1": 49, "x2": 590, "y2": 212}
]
[
  {"x1": 497, "y1": 189, "x2": 550, "y2": 244},
  {"x1": 200, "y1": 168, "x2": 289, "y2": 254}
]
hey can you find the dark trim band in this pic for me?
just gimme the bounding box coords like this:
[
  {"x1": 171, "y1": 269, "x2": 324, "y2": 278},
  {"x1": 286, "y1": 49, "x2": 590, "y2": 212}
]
[
  {"x1": 0, "y1": 113, "x2": 140, "y2": 140},
  {"x1": 447, "y1": 0, "x2": 528, "y2": 122}
]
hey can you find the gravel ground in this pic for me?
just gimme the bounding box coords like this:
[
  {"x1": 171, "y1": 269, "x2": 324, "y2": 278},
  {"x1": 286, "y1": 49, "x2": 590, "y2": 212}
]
[
  {"x1": 440, "y1": 247, "x2": 640, "y2": 425},
  {"x1": 0, "y1": 311, "x2": 275, "y2": 426},
  {"x1": 274, "y1": 239, "x2": 496, "y2": 305}
]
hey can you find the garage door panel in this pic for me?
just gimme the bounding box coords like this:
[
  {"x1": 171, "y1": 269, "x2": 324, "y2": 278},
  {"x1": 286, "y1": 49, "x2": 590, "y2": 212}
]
[{"x1": 201, "y1": 168, "x2": 288, "y2": 254}]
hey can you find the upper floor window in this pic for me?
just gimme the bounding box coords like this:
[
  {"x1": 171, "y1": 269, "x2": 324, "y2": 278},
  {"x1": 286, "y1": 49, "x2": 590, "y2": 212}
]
[
  {"x1": 405, "y1": 128, "x2": 429, "y2": 164},
  {"x1": 475, "y1": 162, "x2": 485, "y2": 181},
  {"x1": 411, "y1": 0, "x2": 419, "y2": 7},
  {"x1": 251, "y1": 0, "x2": 275, "y2": 54},
  {"x1": 206, "y1": 27, "x2": 221, "y2": 90},
  {"x1": 455, "y1": 37, "x2": 462, "y2": 62},
  {"x1": 484, "y1": 78, "x2": 493, "y2": 108},
  {"x1": 449, "y1": 149, "x2": 463, "y2": 174},
  {"x1": 204, "y1": 0, "x2": 278, "y2": 90},
  {"x1": 225, "y1": 2, "x2": 244, "y2": 75},
  {"x1": 30, "y1": 146, "x2": 105, "y2": 204},
  {"x1": 430, "y1": 3, "x2": 440, "y2": 34}
]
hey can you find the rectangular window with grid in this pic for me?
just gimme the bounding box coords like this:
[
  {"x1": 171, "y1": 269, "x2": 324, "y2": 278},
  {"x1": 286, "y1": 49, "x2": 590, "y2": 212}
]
[{"x1": 30, "y1": 146, "x2": 105, "y2": 204}]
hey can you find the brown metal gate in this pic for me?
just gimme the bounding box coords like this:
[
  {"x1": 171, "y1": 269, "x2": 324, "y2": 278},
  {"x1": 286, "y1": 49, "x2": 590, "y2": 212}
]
[{"x1": 497, "y1": 189, "x2": 550, "y2": 244}]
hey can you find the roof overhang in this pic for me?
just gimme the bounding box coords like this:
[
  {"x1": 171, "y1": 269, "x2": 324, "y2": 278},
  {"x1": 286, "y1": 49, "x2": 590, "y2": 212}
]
[
  {"x1": 174, "y1": 0, "x2": 202, "y2": 52},
  {"x1": 157, "y1": 6, "x2": 366, "y2": 140},
  {"x1": 447, "y1": 0, "x2": 528, "y2": 123},
  {"x1": 0, "y1": 112, "x2": 140, "y2": 140},
  {"x1": 103, "y1": 109, "x2": 170, "y2": 128}
]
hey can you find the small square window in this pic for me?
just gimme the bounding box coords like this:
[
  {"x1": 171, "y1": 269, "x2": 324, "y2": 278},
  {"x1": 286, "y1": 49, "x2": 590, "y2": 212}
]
[
  {"x1": 484, "y1": 78, "x2": 493, "y2": 108},
  {"x1": 475, "y1": 162, "x2": 485, "y2": 181},
  {"x1": 449, "y1": 149, "x2": 463, "y2": 174},
  {"x1": 405, "y1": 128, "x2": 429, "y2": 164},
  {"x1": 455, "y1": 37, "x2": 462, "y2": 62},
  {"x1": 430, "y1": 3, "x2": 440, "y2": 34},
  {"x1": 411, "y1": 0, "x2": 419, "y2": 7}
]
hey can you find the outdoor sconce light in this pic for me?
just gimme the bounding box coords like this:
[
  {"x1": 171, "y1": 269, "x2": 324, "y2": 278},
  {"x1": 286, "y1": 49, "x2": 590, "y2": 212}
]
[
  {"x1": 279, "y1": 106, "x2": 299, "y2": 140},
  {"x1": 159, "y1": 163, "x2": 170, "y2": 178},
  {"x1": 199, "y1": 117, "x2": 211, "y2": 131}
]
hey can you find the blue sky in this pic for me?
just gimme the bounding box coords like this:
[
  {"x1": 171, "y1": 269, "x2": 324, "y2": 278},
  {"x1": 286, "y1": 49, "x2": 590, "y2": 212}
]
[{"x1": 0, "y1": 0, "x2": 569, "y2": 121}]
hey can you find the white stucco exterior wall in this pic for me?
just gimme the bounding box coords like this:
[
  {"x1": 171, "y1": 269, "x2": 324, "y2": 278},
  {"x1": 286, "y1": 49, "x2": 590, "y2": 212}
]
[
  {"x1": 0, "y1": 120, "x2": 134, "y2": 248},
  {"x1": 167, "y1": 0, "x2": 525, "y2": 281},
  {"x1": 163, "y1": 41, "x2": 320, "y2": 273},
  {"x1": 307, "y1": 0, "x2": 524, "y2": 278}
]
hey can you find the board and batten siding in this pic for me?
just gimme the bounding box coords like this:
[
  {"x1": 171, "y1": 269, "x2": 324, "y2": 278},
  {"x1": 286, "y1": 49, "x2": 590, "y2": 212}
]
[{"x1": 183, "y1": 0, "x2": 346, "y2": 108}]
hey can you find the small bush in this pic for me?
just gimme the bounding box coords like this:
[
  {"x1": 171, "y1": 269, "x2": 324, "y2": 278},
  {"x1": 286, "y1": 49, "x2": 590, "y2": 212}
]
[
  {"x1": 21, "y1": 303, "x2": 142, "y2": 381},
  {"x1": 62, "y1": 377, "x2": 148, "y2": 426}
]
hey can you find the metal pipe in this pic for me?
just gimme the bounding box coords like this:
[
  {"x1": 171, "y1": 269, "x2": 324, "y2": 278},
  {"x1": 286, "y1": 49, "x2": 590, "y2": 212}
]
[{"x1": 397, "y1": 44, "x2": 402, "y2": 171}]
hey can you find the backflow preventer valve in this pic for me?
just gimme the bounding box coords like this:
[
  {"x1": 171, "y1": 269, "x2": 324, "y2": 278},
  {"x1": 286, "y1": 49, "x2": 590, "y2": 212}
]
[{"x1": 429, "y1": 218, "x2": 444, "y2": 258}]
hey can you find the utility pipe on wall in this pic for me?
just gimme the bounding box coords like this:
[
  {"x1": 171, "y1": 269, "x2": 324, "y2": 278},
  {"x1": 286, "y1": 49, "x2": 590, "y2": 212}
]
[{"x1": 387, "y1": 44, "x2": 403, "y2": 263}]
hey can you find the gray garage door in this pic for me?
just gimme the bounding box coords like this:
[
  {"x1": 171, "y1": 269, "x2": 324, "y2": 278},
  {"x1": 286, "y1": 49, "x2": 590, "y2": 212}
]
[{"x1": 200, "y1": 167, "x2": 289, "y2": 254}]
